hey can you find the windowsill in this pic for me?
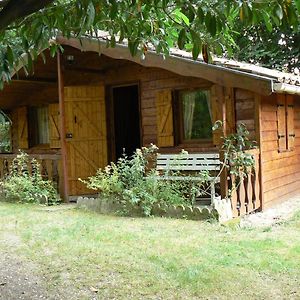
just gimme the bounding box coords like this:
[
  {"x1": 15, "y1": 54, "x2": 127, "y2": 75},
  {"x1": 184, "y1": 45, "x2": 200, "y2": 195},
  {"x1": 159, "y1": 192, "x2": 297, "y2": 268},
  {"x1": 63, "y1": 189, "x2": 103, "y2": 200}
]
[
  {"x1": 278, "y1": 149, "x2": 294, "y2": 153},
  {"x1": 179, "y1": 139, "x2": 213, "y2": 145},
  {"x1": 27, "y1": 144, "x2": 51, "y2": 153},
  {"x1": 30, "y1": 144, "x2": 50, "y2": 149},
  {"x1": 159, "y1": 144, "x2": 218, "y2": 154}
]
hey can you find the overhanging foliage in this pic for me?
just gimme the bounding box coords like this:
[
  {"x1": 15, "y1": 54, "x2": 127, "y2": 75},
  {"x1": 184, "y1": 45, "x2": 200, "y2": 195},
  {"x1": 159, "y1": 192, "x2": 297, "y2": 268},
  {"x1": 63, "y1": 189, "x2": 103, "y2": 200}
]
[{"x1": 0, "y1": 0, "x2": 299, "y2": 88}]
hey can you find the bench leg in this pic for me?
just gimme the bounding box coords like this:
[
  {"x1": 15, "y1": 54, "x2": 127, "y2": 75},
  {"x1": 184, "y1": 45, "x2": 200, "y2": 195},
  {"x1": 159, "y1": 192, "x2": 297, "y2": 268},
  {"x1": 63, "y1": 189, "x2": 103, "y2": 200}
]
[{"x1": 210, "y1": 181, "x2": 215, "y2": 206}]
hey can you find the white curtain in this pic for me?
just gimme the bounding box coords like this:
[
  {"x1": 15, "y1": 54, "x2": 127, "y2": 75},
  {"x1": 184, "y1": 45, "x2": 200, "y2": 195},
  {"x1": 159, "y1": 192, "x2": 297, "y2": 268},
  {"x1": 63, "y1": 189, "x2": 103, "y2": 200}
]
[
  {"x1": 183, "y1": 92, "x2": 196, "y2": 139},
  {"x1": 37, "y1": 106, "x2": 49, "y2": 144}
]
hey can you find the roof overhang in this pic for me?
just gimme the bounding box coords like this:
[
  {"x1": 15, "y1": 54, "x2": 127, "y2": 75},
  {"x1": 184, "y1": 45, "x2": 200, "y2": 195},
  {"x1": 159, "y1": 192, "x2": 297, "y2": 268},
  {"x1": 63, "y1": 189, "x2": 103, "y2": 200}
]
[
  {"x1": 56, "y1": 36, "x2": 278, "y2": 96},
  {"x1": 273, "y1": 82, "x2": 300, "y2": 95},
  {"x1": 7, "y1": 35, "x2": 300, "y2": 96}
]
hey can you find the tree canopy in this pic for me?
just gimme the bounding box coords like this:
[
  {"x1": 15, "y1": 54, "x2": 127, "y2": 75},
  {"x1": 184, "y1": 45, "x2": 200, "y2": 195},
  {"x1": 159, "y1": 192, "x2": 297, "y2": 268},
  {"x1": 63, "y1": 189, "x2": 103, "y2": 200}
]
[{"x1": 0, "y1": 0, "x2": 300, "y2": 88}]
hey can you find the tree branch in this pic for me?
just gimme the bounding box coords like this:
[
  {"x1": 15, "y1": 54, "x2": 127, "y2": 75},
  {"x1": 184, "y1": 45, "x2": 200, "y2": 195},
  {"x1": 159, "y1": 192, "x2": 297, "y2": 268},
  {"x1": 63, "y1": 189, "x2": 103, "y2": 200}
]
[
  {"x1": 0, "y1": 0, "x2": 54, "y2": 30},
  {"x1": 0, "y1": 0, "x2": 10, "y2": 9}
]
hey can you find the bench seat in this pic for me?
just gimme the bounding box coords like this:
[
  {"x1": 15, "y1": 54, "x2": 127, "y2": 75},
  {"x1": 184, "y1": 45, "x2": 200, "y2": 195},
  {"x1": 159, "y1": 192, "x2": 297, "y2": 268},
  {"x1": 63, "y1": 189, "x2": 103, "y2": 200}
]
[{"x1": 156, "y1": 153, "x2": 221, "y2": 204}]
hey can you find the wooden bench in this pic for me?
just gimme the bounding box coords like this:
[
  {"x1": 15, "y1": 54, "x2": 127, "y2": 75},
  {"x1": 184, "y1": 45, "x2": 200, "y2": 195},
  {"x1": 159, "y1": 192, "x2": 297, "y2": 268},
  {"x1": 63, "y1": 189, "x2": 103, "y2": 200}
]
[{"x1": 156, "y1": 153, "x2": 221, "y2": 204}]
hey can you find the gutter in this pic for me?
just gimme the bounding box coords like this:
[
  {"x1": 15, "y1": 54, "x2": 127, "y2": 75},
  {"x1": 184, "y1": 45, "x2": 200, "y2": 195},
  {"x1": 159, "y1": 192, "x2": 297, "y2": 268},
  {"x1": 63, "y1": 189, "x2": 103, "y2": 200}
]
[{"x1": 273, "y1": 82, "x2": 300, "y2": 96}]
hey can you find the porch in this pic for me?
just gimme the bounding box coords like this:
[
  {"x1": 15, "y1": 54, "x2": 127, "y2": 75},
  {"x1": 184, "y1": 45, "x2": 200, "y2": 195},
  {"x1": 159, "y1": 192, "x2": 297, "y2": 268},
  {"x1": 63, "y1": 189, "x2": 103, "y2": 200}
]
[
  {"x1": 0, "y1": 147, "x2": 262, "y2": 218},
  {"x1": 0, "y1": 153, "x2": 63, "y2": 194},
  {"x1": 0, "y1": 45, "x2": 263, "y2": 218}
]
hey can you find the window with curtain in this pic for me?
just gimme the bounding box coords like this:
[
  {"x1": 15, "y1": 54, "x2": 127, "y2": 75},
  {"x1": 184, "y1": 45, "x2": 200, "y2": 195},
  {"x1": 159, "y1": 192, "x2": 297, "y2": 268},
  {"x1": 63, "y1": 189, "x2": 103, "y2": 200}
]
[
  {"x1": 28, "y1": 106, "x2": 50, "y2": 147},
  {"x1": 179, "y1": 89, "x2": 212, "y2": 142}
]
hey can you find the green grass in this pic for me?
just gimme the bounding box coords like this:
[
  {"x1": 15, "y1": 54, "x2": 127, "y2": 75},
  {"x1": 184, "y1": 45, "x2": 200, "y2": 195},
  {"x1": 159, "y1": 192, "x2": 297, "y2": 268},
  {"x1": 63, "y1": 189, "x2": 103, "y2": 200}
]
[{"x1": 0, "y1": 202, "x2": 300, "y2": 299}]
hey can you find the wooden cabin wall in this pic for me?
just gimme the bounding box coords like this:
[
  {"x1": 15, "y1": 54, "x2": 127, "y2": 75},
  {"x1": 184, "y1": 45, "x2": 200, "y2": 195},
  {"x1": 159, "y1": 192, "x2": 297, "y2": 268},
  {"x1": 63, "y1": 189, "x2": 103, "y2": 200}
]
[
  {"x1": 3, "y1": 84, "x2": 60, "y2": 155},
  {"x1": 235, "y1": 89, "x2": 256, "y2": 141},
  {"x1": 260, "y1": 94, "x2": 300, "y2": 208},
  {"x1": 100, "y1": 64, "x2": 215, "y2": 153}
]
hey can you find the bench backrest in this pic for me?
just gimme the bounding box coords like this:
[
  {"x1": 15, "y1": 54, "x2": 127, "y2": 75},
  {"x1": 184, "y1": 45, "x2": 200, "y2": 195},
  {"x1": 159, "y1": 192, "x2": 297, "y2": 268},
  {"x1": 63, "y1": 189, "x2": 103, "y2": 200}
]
[{"x1": 156, "y1": 153, "x2": 220, "y2": 172}]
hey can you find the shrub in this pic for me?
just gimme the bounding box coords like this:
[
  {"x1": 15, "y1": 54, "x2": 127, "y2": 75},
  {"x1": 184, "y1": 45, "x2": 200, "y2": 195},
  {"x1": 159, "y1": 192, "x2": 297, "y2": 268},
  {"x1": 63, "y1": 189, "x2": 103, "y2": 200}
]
[
  {"x1": 222, "y1": 123, "x2": 256, "y2": 179},
  {"x1": 0, "y1": 151, "x2": 60, "y2": 205},
  {"x1": 81, "y1": 145, "x2": 208, "y2": 216}
]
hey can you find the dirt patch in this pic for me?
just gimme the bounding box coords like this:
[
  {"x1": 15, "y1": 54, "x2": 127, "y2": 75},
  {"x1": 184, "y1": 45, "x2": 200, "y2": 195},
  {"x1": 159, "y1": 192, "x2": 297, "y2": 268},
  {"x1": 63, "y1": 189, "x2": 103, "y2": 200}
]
[
  {"x1": 0, "y1": 250, "x2": 48, "y2": 300},
  {"x1": 241, "y1": 195, "x2": 300, "y2": 228}
]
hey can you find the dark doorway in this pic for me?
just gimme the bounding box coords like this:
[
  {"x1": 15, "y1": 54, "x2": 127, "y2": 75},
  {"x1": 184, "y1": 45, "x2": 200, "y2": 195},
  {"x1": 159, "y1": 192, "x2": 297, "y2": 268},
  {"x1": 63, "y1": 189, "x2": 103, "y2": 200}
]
[{"x1": 112, "y1": 84, "x2": 141, "y2": 160}]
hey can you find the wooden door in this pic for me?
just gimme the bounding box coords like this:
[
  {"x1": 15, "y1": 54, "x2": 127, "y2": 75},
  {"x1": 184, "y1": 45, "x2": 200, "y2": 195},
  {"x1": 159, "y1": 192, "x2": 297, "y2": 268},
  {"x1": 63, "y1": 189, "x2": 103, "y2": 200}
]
[{"x1": 64, "y1": 85, "x2": 108, "y2": 195}]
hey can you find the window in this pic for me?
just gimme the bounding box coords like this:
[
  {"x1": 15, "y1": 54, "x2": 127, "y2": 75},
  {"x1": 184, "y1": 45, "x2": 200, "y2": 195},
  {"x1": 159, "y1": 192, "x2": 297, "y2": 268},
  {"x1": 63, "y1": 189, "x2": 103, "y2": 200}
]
[
  {"x1": 28, "y1": 106, "x2": 50, "y2": 147},
  {"x1": 0, "y1": 111, "x2": 12, "y2": 153},
  {"x1": 277, "y1": 94, "x2": 294, "y2": 152},
  {"x1": 178, "y1": 89, "x2": 212, "y2": 142}
]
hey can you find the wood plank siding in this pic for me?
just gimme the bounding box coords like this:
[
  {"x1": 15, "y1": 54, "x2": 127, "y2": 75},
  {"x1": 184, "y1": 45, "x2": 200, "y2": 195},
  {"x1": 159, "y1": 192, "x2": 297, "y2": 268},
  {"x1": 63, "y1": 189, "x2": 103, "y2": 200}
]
[
  {"x1": 260, "y1": 94, "x2": 300, "y2": 207},
  {"x1": 5, "y1": 46, "x2": 300, "y2": 211},
  {"x1": 102, "y1": 64, "x2": 216, "y2": 152},
  {"x1": 235, "y1": 89, "x2": 256, "y2": 140}
]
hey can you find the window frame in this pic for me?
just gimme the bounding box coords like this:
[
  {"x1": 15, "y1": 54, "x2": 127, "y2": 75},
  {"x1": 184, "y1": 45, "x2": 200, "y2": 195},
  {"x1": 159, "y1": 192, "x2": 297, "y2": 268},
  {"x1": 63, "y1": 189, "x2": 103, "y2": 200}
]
[
  {"x1": 175, "y1": 88, "x2": 213, "y2": 145},
  {"x1": 28, "y1": 105, "x2": 50, "y2": 148},
  {"x1": 277, "y1": 94, "x2": 295, "y2": 153}
]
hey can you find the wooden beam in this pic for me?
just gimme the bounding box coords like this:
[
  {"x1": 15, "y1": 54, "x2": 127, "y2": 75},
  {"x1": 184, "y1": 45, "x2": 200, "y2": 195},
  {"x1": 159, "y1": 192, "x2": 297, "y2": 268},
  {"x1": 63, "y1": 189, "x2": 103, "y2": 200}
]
[
  {"x1": 64, "y1": 66, "x2": 104, "y2": 74},
  {"x1": 220, "y1": 87, "x2": 228, "y2": 199},
  {"x1": 57, "y1": 51, "x2": 69, "y2": 202},
  {"x1": 57, "y1": 37, "x2": 274, "y2": 96},
  {"x1": 12, "y1": 79, "x2": 57, "y2": 85},
  {"x1": 255, "y1": 94, "x2": 265, "y2": 211}
]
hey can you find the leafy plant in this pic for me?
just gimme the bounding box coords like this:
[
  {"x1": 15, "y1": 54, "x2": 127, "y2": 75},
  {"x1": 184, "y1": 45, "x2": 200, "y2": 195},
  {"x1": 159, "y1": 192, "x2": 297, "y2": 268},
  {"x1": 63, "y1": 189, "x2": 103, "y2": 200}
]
[
  {"x1": 0, "y1": 1, "x2": 299, "y2": 89},
  {"x1": 81, "y1": 145, "x2": 208, "y2": 216},
  {"x1": 221, "y1": 123, "x2": 256, "y2": 177},
  {"x1": 0, "y1": 151, "x2": 60, "y2": 205}
]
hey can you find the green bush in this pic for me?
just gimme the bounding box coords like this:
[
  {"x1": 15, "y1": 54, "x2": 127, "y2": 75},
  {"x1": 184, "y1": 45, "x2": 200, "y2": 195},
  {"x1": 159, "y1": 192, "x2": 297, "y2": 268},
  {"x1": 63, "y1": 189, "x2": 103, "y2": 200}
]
[
  {"x1": 0, "y1": 151, "x2": 60, "y2": 205},
  {"x1": 81, "y1": 145, "x2": 209, "y2": 216}
]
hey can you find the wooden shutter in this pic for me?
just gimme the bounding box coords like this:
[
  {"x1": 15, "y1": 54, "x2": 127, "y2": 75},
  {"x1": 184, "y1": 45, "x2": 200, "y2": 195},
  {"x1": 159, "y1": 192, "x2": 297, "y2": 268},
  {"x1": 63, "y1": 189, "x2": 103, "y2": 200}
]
[
  {"x1": 277, "y1": 94, "x2": 287, "y2": 152},
  {"x1": 286, "y1": 95, "x2": 295, "y2": 150},
  {"x1": 156, "y1": 90, "x2": 174, "y2": 147},
  {"x1": 211, "y1": 85, "x2": 224, "y2": 145},
  {"x1": 49, "y1": 103, "x2": 61, "y2": 148},
  {"x1": 14, "y1": 106, "x2": 28, "y2": 149}
]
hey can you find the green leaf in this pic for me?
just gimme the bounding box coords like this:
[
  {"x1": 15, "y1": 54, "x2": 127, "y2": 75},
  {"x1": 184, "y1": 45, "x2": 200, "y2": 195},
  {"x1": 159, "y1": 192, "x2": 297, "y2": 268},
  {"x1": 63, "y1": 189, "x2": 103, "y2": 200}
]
[
  {"x1": 275, "y1": 4, "x2": 283, "y2": 20},
  {"x1": 128, "y1": 39, "x2": 139, "y2": 56},
  {"x1": 27, "y1": 53, "x2": 33, "y2": 74},
  {"x1": 111, "y1": 35, "x2": 116, "y2": 47},
  {"x1": 205, "y1": 13, "x2": 216, "y2": 37},
  {"x1": 192, "y1": 42, "x2": 200, "y2": 60},
  {"x1": 178, "y1": 28, "x2": 186, "y2": 50},
  {"x1": 295, "y1": 0, "x2": 300, "y2": 13},
  {"x1": 262, "y1": 12, "x2": 272, "y2": 32},
  {"x1": 86, "y1": 2, "x2": 95, "y2": 28},
  {"x1": 50, "y1": 45, "x2": 57, "y2": 58},
  {"x1": 110, "y1": 0, "x2": 118, "y2": 19},
  {"x1": 6, "y1": 46, "x2": 14, "y2": 66},
  {"x1": 197, "y1": 7, "x2": 204, "y2": 23},
  {"x1": 173, "y1": 9, "x2": 190, "y2": 26}
]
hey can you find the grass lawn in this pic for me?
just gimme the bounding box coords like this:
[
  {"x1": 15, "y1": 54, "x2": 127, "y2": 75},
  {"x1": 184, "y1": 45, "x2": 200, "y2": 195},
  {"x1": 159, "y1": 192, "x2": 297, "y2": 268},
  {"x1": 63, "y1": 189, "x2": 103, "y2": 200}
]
[{"x1": 0, "y1": 202, "x2": 299, "y2": 299}]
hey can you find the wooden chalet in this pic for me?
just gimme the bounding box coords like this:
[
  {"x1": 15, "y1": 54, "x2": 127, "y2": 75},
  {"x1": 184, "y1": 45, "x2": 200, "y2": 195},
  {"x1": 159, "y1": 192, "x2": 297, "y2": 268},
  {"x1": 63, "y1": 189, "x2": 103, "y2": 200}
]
[{"x1": 0, "y1": 36, "x2": 300, "y2": 217}]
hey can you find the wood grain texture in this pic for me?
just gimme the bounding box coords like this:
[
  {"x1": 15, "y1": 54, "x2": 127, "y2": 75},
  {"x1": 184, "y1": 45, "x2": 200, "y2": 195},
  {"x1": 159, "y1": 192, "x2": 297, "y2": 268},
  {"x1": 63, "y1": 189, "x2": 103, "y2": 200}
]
[
  {"x1": 49, "y1": 103, "x2": 61, "y2": 149},
  {"x1": 260, "y1": 94, "x2": 300, "y2": 205},
  {"x1": 64, "y1": 85, "x2": 108, "y2": 196}
]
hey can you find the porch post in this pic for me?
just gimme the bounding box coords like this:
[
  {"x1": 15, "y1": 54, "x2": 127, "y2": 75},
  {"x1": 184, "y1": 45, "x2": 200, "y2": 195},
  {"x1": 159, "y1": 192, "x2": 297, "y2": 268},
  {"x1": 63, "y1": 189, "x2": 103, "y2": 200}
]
[
  {"x1": 255, "y1": 94, "x2": 265, "y2": 211},
  {"x1": 57, "y1": 51, "x2": 69, "y2": 202},
  {"x1": 220, "y1": 88, "x2": 228, "y2": 199}
]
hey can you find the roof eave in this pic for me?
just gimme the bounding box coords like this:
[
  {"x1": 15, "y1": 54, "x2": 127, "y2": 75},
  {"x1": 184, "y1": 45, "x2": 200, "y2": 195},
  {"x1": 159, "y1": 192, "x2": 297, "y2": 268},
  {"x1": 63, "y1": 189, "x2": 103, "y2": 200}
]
[
  {"x1": 273, "y1": 83, "x2": 300, "y2": 96},
  {"x1": 56, "y1": 36, "x2": 275, "y2": 96}
]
